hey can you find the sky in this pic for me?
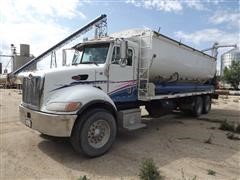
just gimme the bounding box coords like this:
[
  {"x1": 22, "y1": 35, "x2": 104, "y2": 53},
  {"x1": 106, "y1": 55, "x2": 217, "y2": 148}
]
[{"x1": 0, "y1": 0, "x2": 239, "y2": 73}]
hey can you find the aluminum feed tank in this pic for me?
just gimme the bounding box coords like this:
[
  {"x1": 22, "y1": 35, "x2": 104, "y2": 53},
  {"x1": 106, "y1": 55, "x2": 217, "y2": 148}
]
[{"x1": 140, "y1": 30, "x2": 216, "y2": 84}]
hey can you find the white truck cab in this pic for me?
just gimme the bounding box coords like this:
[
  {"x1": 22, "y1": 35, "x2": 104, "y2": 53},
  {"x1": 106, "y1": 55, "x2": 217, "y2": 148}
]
[{"x1": 19, "y1": 29, "x2": 217, "y2": 157}]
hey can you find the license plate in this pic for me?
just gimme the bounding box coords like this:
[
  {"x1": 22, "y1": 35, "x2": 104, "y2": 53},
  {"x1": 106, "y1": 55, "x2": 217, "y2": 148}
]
[{"x1": 25, "y1": 118, "x2": 32, "y2": 128}]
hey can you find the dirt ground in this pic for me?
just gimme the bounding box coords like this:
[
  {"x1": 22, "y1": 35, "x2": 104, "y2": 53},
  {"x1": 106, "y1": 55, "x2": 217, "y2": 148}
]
[{"x1": 0, "y1": 89, "x2": 239, "y2": 180}]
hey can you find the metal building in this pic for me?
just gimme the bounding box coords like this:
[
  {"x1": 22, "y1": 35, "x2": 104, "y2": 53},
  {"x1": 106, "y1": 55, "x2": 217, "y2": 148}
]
[{"x1": 221, "y1": 47, "x2": 240, "y2": 76}]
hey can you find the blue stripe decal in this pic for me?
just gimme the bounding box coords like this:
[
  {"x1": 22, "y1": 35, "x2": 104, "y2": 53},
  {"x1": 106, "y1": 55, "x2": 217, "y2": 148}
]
[
  {"x1": 51, "y1": 80, "x2": 137, "y2": 92},
  {"x1": 51, "y1": 80, "x2": 107, "y2": 92},
  {"x1": 109, "y1": 86, "x2": 138, "y2": 102},
  {"x1": 155, "y1": 83, "x2": 214, "y2": 94}
]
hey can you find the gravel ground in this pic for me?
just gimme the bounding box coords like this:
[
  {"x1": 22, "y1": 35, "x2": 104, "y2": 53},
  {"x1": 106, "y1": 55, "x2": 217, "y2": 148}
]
[{"x1": 0, "y1": 89, "x2": 239, "y2": 180}]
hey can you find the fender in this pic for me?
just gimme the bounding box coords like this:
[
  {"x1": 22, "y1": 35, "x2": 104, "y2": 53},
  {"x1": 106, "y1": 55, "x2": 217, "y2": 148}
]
[{"x1": 42, "y1": 85, "x2": 117, "y2": 115}]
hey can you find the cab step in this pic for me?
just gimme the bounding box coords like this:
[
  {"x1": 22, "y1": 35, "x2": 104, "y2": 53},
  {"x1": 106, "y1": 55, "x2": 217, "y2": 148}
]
[
  {"x1": 117, "y1": 108, "x2": 146, "y2": 131},
  {"x1": 124, "y1": 122, "x2": 146, "y2": 131}
]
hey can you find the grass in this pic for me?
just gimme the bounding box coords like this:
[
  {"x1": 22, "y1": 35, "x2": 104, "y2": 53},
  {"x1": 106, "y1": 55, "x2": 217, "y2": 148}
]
[
  {"x1": 207, "y1": 169, "x2": 216, "y2": 176},
  {"x1": 226, "y1": 133, "x2": 240, "y2": 140},
  {"x1": 219, "y1": 120, "x2": 235, "y2": 132},
  {"x1": 219, "y1": 121, "x2": 240, "y2": 140},
  {"x1": 235, "y1": 124, "x2": 240, "y2": 134},
  {"x1": 139, "y1": 158, "x2": 163, "y2": 180},
  {"x1": 78, "y1": 175, "x2": 90, "y2": 180},
  {"x1": 219, "y1": 120, "x2": 240, "y2": 134}
]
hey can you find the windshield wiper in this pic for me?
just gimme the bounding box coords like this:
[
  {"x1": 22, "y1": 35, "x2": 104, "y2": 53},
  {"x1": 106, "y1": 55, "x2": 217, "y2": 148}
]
[{"x1": 81, "y1": 61, "x2": 99, "y2": 66}]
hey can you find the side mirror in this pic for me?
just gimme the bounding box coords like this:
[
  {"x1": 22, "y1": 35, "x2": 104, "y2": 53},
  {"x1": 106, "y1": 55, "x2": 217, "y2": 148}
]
[
  {"x1": 120, "y1": 40, "x2": 128, "y2": 60},
  {"x1": 62, "y1": 49, "x2": 66, "y2": 66}
]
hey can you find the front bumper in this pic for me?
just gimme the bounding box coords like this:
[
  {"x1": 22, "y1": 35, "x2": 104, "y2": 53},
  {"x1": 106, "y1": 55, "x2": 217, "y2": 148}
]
[{"x1": 19, "y1": 104, "x2": 77, "y2": 137}]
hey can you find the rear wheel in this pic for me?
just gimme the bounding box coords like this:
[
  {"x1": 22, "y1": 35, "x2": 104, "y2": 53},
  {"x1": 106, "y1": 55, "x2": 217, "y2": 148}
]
[
  {"x1": 71, "y1": 108, "x2": 117, "y2": 157},
  {"x1": 202, "y1": 95, "x2": 211, "y2": 114},
  {"x1": 192, "y1": 96, "x2": 203, "y2": 117}
]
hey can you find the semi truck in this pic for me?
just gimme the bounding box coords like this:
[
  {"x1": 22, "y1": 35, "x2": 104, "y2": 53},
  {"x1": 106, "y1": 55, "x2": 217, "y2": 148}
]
[{"x1": 18, "y1": 27, "x2": 218, "y2": 157}]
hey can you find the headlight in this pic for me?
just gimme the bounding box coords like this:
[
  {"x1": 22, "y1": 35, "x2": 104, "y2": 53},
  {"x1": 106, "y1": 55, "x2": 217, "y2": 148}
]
[{"x1": 46, "y1": 102, "x2": 81, "y2": 112}]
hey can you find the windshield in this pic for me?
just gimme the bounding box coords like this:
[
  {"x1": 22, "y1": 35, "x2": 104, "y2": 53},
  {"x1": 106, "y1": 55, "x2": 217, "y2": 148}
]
[{"x1": 72, "y1": 43, "x2": 109, "y2": 65}]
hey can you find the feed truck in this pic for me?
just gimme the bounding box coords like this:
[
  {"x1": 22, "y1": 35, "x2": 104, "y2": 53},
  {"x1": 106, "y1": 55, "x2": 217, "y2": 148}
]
[{"x1": 17, "y1": 17, "x2": 217, "y2": 157}]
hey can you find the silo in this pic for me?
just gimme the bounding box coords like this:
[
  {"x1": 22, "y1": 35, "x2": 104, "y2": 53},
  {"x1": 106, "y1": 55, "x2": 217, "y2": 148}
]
[
  {"x1": 221, "y1": 48, "x2": 240, "y2": 76},
  {"x1": 20, "y1": 44, "x2": 30, "y2": 56},
  {"x1": 12, "y1": 44, "x2": 35, "y2": 72}
]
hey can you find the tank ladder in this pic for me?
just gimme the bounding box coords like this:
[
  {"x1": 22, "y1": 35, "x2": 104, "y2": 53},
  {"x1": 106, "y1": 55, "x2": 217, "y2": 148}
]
[{"x1": 138, "y1": 32, "x2": 152, "y2": 101}]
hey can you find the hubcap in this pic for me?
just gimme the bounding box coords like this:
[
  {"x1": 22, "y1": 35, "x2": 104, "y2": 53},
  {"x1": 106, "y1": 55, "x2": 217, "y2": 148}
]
[{"x1": 88, "y1": 120, "x2": 110, "y2": 149}]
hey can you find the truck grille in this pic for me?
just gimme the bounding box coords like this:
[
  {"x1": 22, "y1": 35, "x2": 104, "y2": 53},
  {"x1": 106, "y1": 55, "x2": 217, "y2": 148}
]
[{"x1": 22, "y1": 76, "x2": 44, "y2": 108}]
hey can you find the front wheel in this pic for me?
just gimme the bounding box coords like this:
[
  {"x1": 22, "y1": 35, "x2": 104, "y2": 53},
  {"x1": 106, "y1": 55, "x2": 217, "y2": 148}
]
[{"x1": 71, "y1": 108, "x2": 117, "y2": 157}]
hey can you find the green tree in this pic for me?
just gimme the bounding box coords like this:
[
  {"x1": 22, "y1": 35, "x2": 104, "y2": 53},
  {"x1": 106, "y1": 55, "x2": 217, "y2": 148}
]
[{"x1": 223, "y1": 61, "x2": 240, "y2": 90}]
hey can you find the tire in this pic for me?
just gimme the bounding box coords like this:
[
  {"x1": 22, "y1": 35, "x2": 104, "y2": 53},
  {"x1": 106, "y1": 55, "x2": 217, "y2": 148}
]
[
  {"x1": 71, "y1": 108, "x2": 117, "y2": 157},
  {"x1": 192, "y1": 96, "x2": 203, "y2": 117},
  {"x1": 202, "y1": 95, "x2": 211, "y2": 114}
]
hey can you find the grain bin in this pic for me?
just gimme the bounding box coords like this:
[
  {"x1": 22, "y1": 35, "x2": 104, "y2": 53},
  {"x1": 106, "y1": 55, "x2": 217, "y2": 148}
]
[{"x1": 221, "y1": 48, "x2": 240, "y2": 76}]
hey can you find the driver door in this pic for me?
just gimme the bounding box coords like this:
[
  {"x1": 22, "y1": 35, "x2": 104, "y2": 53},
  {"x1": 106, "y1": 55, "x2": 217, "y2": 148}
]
[{"x1": 108, "y1": 46, "x2": 137, "y2": 102}]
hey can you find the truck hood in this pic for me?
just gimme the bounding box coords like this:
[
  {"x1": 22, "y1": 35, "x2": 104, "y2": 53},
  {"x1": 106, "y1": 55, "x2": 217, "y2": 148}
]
[
  {"x1": 19, "y1": 64, "x2": 106, "y2": 106},
  {"x1": 43, "y1": 64, "x2": 105, "y2": 92}
]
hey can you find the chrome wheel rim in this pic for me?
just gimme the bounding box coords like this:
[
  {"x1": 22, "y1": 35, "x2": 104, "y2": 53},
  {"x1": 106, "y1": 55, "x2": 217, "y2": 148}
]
[{"x1": 88, "y1": 120, "x2": 110, "y2": 149}]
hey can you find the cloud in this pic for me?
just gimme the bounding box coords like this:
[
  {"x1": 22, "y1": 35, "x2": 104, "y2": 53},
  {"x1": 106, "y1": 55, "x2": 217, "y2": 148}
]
[
  {"x1": 0, "y1": 0, "x2": 87, "y2": 70},
  {"x1": 209, "y1": 10, "x2": 240, "y2": 27},
  {"x1": 125, "y1": 0, "x2": 218, "y2": 12},
  {"x1": 1, "y1": 0, "x2": 86, "y2": 21},
  {"x1": 126, "y1": 0, "x2": 182, "y2": 12},
  {"x1": 0, "y1": 22, "x2": 69, "y2": 54},
  {"x1": 175, "y1": 29, "x2": 239, "y2": 47},
  {"x1": 0, "y1": 0, "x2": 86, "y2": 53},
  {"x1": 186, "y1": 1, "x2": 205, "y2": 10}
]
